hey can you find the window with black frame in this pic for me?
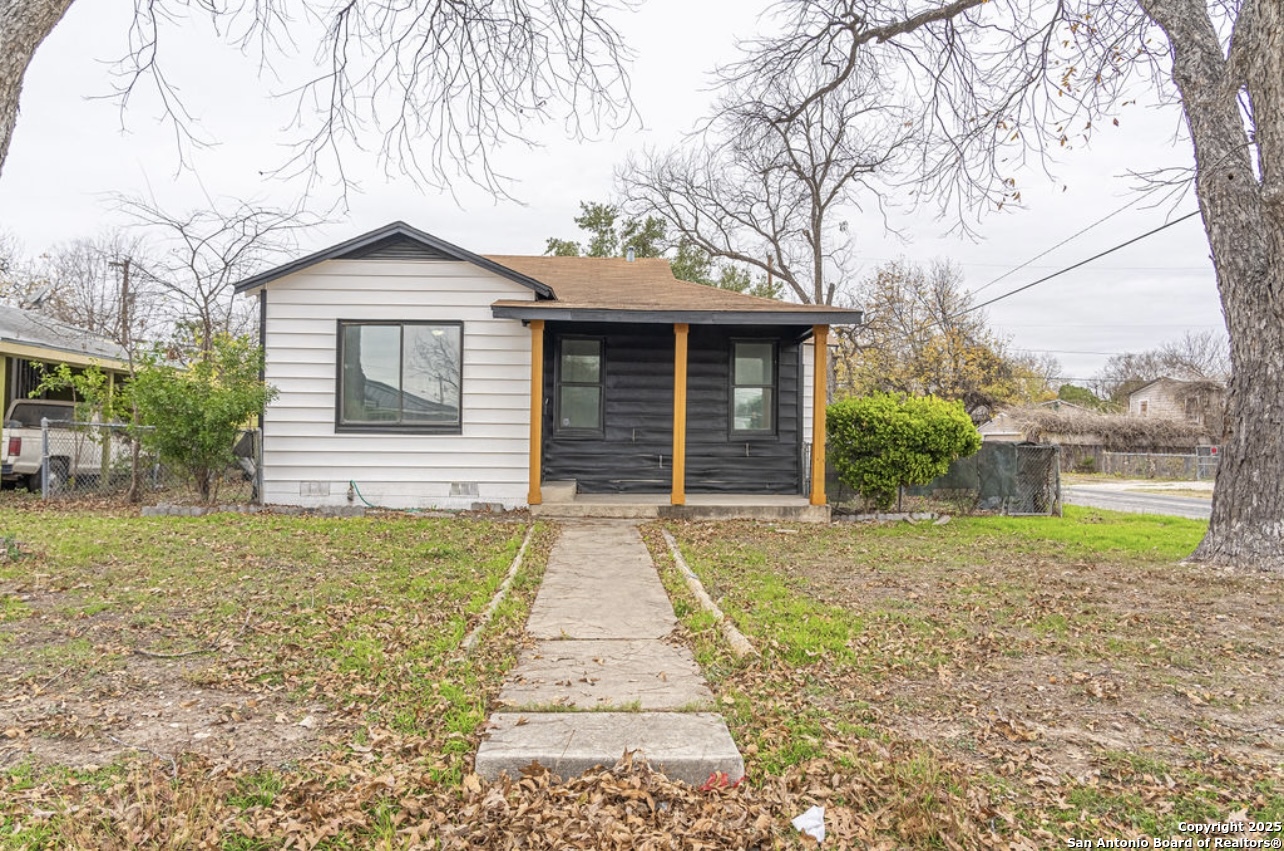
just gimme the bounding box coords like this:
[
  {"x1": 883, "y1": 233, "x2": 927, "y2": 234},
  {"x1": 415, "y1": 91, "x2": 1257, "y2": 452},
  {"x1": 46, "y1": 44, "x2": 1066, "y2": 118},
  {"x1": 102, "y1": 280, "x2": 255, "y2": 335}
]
[
  {"x1": 731, "y1": 340, "x2": 776, "y2": 434},
  {"x1": 337, "y1": 321, "x2": 462, "y2": 432},
  {"x1": 556, "y1": 337, "x2": 603, "y2": 435}
]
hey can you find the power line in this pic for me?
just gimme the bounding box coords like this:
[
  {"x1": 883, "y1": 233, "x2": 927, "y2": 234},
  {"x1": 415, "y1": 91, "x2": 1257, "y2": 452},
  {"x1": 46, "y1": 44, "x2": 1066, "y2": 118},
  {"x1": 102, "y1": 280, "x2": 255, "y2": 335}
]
[
  {"x1": 1009, "y1": 322, "x2": 1223, "y2": 328},
  {"x1": 1015, "y1": 348, "x2": 1127, "y2": 356},
  {"x1": 968, "y1": 196, "x2": 1146, "y2": 297},
  {"x1": 953, "y1": 210, "x2": 1203, "y2": 318}
]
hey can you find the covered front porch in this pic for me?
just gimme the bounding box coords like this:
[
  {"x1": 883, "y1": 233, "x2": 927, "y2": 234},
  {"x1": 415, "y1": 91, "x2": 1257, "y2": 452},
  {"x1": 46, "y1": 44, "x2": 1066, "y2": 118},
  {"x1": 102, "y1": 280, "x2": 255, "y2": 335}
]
[
  {"x1": 518, "y1": 317, "x2": 834, "y2": 520},
  {"x1": 487, "y1": 253, "x2": 863, "y2": 518}
]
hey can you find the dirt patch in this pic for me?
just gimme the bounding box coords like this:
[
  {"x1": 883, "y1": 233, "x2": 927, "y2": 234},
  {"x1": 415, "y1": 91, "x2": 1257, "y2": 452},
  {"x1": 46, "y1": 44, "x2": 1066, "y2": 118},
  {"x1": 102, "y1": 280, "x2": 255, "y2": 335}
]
[
  {"x1": 802, "y1": 552, "x2": 1284, "y2": 781},
  {"x1": 0, "y1": 589, "x2": 336, "y2": 772}
]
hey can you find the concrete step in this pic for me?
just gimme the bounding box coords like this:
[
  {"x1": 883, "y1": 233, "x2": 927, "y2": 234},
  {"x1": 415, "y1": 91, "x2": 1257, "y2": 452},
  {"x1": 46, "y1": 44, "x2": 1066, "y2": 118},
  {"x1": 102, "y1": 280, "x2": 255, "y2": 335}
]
[
  {"x1": 531, "y1": 501, "x2": 662, "y2": 519},
  {"x1": 660, "y1": 503, "x2": 830, "y2": 523},
  {"x1": 531, "y1": 499, "x2": 829, "y2": 522},
  {"x1": 475, "y1": 712, "x2": 744, "y2": 786},
  {"x1": 540, "y1": 480, "x2": 578, "y2": 503},
  {"x1": 497, "y1": 640, "x2": 714, "y2": 711}
]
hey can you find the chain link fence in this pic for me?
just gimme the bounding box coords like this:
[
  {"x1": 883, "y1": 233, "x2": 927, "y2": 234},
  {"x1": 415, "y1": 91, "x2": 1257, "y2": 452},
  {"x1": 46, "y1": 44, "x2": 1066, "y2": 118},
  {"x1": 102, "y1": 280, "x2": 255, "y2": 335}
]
[
  {"x1": 1100, "y1": 450, "x2": 1219, "y2": 481},
  {"x1": 905, "y1": 443, "x2": 1062, "y2": 516},
  {"x1": 28, "y1": 420, "x2": 259, "y2": 504}
]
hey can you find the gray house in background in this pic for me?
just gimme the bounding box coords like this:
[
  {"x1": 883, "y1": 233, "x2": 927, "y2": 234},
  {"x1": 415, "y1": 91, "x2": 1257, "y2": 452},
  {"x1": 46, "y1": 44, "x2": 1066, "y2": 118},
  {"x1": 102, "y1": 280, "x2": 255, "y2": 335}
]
[{"x1": 1128, "y1": 377, "x2": 1226, "y2": 437}]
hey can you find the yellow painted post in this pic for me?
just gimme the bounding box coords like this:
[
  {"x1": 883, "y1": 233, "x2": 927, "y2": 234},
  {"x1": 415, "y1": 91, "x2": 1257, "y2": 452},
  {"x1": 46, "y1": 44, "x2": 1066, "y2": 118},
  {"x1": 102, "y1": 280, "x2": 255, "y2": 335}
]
[
  {"x1": 0, "y1": 354, "x2": 8, "y2": 417},
  {"x1": 810, "y1": 325, "x2": 829, "y2": 506},
  {"x1": 527, "y1": 320, "x2": 545, "y2": 506},
  {"x1": 671, "y1": 323, "x2": 689, "y2": 505}
]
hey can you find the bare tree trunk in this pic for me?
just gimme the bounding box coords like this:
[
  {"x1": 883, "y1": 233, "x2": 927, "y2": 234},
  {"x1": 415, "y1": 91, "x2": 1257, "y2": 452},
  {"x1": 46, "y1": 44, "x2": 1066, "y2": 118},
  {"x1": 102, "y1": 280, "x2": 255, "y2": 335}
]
[
  {"x1": 1142, "y1": 0, "x2": 1284, "y2": 569},
  {"x1": 0, "y1": 0, "x2": 77, "y2": 178}
]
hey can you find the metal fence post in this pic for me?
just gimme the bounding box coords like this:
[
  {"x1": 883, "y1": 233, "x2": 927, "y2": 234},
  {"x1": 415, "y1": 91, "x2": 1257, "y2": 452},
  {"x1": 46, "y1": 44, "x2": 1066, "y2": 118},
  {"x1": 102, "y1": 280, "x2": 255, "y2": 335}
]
[
  {"x1": 255, "y1": 428, "x2": 264, "y2": 505},
  {"x1": 40, "y1": 417, "x2": 49, "y2": 500}
]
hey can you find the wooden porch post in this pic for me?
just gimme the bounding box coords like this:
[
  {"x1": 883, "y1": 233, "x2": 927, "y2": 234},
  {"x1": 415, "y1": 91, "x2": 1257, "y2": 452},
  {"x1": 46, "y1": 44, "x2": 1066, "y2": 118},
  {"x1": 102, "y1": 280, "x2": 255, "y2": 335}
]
[
  {"x1": 672, "y1": 323, "x2": 689, "y2": 505},
  {"x1": 810, "y1": 325, "x2": 829, "y2": 506},
  {"x1": 527, "y1": 320, "x2": 545, "y2": 506}
]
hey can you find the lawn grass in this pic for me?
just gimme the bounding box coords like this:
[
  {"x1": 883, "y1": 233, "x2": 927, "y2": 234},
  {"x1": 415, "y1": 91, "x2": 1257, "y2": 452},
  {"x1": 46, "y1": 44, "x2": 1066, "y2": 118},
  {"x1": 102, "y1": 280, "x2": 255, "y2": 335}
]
[
  {"x1": 646, "y1": 507, "x2": 1284, "y2": 847},
  {"x1": 0, "y1": 505, "x2": 554, "y2": 848}
]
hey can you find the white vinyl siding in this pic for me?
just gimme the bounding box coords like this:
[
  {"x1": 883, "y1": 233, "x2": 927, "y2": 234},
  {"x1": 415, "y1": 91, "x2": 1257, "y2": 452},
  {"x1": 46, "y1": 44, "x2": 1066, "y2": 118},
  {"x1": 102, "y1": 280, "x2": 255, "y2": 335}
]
[
  {"x1": 259, "y1": 259, "x2": 534, "y2": 509},
  {"x1": 802, "y1": 340, "x2": 815, "y2": 443}
]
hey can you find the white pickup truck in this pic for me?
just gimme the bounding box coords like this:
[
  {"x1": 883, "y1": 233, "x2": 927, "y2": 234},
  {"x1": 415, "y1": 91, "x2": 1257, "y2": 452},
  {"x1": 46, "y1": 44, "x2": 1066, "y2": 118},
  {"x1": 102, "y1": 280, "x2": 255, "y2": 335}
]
[{"x1": 1, "y1": 399, "x2": 106, "y2": 492}]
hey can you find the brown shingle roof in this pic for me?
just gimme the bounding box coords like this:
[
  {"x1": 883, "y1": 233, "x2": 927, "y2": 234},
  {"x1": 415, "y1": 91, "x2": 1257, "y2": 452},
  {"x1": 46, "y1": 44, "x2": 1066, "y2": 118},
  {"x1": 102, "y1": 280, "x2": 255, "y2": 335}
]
[{"x1": 486, "y1": 255, "x2": 861, "y2": 324}]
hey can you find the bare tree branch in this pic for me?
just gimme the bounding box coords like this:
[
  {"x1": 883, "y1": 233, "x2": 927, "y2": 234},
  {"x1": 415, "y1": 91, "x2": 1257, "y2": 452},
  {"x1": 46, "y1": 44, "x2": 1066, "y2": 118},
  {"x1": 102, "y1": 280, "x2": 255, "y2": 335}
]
[
  {"x1": 113, "y1": 195, "x2": 323, "y2": 349},
  {"x1": 3, "y1": 1, "x2": 638, "y2": 197}
]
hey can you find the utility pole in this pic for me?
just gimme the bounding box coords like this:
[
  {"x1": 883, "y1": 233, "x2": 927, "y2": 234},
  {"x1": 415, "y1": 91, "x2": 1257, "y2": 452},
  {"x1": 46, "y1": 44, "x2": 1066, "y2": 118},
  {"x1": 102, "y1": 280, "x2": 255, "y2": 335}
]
[{"x1": 109, "y1": 258, "x2": 141, "y2": 504}]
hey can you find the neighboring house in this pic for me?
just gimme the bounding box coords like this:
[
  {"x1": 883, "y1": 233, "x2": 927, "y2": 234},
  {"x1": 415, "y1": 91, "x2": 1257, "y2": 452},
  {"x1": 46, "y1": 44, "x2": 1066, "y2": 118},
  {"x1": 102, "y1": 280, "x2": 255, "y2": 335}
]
[
  {"x1": 978, "y1": 404, "x2": 1213, "y2": 472},
  {"x1": 978, "y1": 400, "x2": 1093, "y2": 444},
  {"x1": 233, "y1": 221, "x2": 862, "y2": 510},
  {"x1": 1128, "y1": 377, "x2": 1226, "y2": 436},
  {"x1": 0, "y1": 304, "x2": 128, "y2": 415}
]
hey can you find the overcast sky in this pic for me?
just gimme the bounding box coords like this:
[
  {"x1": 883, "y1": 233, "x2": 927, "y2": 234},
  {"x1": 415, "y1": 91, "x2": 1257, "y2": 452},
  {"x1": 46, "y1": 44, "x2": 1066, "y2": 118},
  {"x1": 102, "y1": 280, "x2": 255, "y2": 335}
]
[{"x1": 0, "y1": 0, "x2": 1225, "y2": 384}]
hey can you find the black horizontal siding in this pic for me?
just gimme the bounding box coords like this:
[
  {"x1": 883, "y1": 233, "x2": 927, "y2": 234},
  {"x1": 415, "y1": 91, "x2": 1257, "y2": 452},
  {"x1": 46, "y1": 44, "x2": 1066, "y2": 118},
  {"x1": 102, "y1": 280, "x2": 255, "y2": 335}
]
[
  {"x1": 340, "y1": 234, "x2": 454, "y2": 260},
  {"x1": 541, "y1": 322, "x2": 805, "y2": 494}
]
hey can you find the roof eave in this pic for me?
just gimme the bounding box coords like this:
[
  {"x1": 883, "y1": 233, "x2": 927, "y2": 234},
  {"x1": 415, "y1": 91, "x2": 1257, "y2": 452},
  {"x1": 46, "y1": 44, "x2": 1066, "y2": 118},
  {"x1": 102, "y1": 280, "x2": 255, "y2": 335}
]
[
  {"x1": 0, "y1": 338, "x2": 129, "y2": 369},
  {"x1": 490, "y1": 305, "x2": 863, "y2": 326}
]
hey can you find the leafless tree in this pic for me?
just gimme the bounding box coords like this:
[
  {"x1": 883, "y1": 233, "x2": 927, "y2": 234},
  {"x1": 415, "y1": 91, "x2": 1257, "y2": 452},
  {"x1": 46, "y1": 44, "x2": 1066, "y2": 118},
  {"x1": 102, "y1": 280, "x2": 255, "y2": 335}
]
[
  {"x1": 1, "y1": 1, "x2": 636, "y2": 196},
  {"x1": 20, "y1": 232, "x2": 167, "y2": 345},
  {"x1": 620, "y1": 69, "x2": 909, "y2": 305},
  {"x1": 1094, "y1": 329, "x2": 1231, "y2": 401},
  {"x1": 115, "y1": 196, "x2": 320, "y2": 351},
  {"x1": 0, "y1": 230, "x2": 30, "y2": 303},
  {"x1": 718, "y1": 0, "x2": 1284, "y2": 569}
]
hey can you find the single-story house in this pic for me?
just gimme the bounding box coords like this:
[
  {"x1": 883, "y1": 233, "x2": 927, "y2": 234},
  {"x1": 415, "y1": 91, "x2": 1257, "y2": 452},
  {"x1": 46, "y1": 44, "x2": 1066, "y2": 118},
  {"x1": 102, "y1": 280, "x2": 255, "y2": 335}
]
[
  {"x1": 233, "y1": 221, "x2": 863, "y2": 510},
  {"x1": 977, "y1": 400, "x2": 1095, "y2": 443},
  {"x1": 0, "y1": 304, "x2": 129, "y2": 415},
  {"x1": 1128, "y1": 376, "x2": 1226, "y2": 436}
]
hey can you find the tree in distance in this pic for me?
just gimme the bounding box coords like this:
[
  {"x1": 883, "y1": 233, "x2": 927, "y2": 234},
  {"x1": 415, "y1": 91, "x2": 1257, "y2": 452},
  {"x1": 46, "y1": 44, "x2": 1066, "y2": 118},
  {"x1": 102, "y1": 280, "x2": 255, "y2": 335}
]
[
  {"x1": 827, "y1": 392, "x2": 982, "y2": 511},
  {"x1": 1056, "y1": 384, "x2": 1110, "y2": 411},
  {"x1": 547, "y1": 201, "x2": 782, "y2": 297},
  {"x1": 1093, "y1": 330, "x2": 1231, "y2": 406},
  {"x1": 619, "y1": 53, "x2": 904, "y2": 307},
  {"x1": 839, "y1": 260, "x2": 1059, "y2": 421}
]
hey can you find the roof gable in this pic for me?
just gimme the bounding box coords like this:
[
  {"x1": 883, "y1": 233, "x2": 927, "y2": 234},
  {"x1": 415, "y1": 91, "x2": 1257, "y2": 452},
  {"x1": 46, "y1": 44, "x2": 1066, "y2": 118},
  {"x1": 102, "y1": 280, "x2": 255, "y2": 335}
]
[{"x1": 232, "y1": 222, "x2": 554, "y2": 296}]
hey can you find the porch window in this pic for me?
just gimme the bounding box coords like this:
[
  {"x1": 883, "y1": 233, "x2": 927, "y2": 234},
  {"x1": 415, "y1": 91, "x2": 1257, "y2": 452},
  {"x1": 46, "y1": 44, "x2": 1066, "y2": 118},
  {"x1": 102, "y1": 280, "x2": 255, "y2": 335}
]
[
  {"x1": 556, "y1": 337, "x2": 603, "y2": 435},
  {"x1": 336, "y1": 320, "x2": 462, "y2": 432},
  {"x1": 731, "y1": 340, "x2": 775, "y2": 433}
]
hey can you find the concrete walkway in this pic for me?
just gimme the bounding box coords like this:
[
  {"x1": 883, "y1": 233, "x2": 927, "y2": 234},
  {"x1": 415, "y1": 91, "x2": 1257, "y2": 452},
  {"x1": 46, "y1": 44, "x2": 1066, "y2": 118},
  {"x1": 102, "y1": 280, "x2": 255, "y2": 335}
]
[{"x1": 475, "y1": 520, "x2": 744, "y2": 785}]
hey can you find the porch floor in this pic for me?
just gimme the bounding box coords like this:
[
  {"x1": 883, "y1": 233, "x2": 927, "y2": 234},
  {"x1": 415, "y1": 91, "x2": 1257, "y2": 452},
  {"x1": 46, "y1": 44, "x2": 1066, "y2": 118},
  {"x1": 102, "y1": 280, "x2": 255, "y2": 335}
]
[{"x1": 531, "y1": 482, "x2": 830, "y2": 523}]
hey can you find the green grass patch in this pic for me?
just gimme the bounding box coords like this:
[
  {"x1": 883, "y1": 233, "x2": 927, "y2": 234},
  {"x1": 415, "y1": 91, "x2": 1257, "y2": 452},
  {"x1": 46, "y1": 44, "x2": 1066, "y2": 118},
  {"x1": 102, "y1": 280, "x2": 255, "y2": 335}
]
[
  {"x1": 0, "y1": 508, "x2": 557, "y2": 847},
  {"x1": 644, "y1": 507, "x2": 1279, "y2": 847}
]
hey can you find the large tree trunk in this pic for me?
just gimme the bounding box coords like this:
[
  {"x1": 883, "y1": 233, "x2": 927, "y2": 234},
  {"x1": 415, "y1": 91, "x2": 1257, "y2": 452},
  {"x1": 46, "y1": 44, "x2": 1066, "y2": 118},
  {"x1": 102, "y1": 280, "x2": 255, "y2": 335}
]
[
  {"x1": 0, "y1": 0, "x2": 77, "y2": 178},
  {"x1": 1141, "y1": 0, "x2": 1284, "y2": 570}
]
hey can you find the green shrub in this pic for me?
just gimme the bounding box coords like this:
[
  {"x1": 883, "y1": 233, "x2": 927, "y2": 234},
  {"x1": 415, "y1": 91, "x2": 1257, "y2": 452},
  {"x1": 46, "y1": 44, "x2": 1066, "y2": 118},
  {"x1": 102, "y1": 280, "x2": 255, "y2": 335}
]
[
  {"x1": 827, "y1": 393, "x2": 981, "y2": 510},
  {"x1": 132, "y1": 334, "x2": 276, "y2": 503}
]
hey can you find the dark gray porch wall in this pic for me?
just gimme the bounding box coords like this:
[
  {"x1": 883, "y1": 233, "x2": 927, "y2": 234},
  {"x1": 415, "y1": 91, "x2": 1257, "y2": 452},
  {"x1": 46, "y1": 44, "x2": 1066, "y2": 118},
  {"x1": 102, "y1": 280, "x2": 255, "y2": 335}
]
[{"x1": 541, "y1": 322, "x2": 805, "y2": 494}]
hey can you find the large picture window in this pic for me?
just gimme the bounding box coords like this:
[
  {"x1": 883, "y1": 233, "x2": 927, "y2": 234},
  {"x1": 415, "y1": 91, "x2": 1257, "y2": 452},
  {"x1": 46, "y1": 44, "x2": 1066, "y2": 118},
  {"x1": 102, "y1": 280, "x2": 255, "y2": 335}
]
[
  {"x1": 337, "y1": 321, "x2": 462, "y2": 432},
  {"x1": 556, "y1": 337, "x2": 603, "y2": 435},
  {"x1": 731, "y1": 340, "x2": 776, "y2": 434}
]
